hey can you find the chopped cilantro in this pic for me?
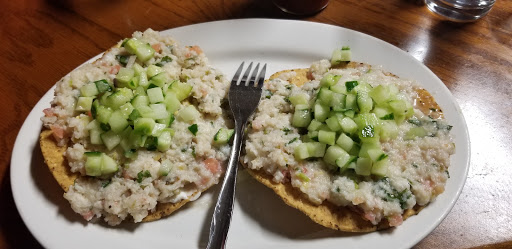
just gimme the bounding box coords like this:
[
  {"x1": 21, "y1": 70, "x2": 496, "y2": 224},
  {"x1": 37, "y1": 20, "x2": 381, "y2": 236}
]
[
  {"x1": 282, "y1": 127, "x2": 292, "y2": 135},
  {"x1": 137, "y1": 170, "x2": 152, "y2": 183},
  {"x1": 361, "y1": 125, "x2": 374, "y2": 138},
  {"x1": 102, "y1": 180, "x2": 112, "y2": 188},
  {"x1": 155, "y1": 56, "x2": 172, "y2": 67},
  {"x1": 287, "y1": 137, "x2": 298, "y2": 144},
  {"x1": 407, "y1": 119, "x2": 422, "y2": 126},
  {"x1": 115, "y1": 54, "x2": 129, "y2": 67},
  {"x1": 188, "y1": 124, "x2": 198, "y2": 136},
  {"x1": 345, "y1": 81, "x2": 358, "y2": 92},
  {"x1": 380, "y1": 113, "x2": 394, "y2": 120}
]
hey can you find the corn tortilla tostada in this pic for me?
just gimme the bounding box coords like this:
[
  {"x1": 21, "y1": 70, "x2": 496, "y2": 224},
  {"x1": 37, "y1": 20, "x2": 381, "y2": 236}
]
[
  {"x1": 242, "y1": 52, "x2": 454, "y2": 232},
  {"x1": 40, "y1": 29, "x2": 233, "y2": 225}
]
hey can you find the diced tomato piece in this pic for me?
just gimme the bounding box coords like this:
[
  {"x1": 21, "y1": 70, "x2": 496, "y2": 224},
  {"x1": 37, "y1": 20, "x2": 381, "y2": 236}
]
[
  {"x1": 110, "y1": 65, "x2": 121, "y2": 74},
  {"x1": 388, "y1": 214, "x2": 403, "y2": 227},
  {"x1": 43, "y1": 108, "x2": 55, "y2": 117},
  {"x1": 51, "y1": 125, "x2": 65, "y2": 140},
  {"x1": 204, "y1": 158, "x2": 221, "y2": 174},
  {"x1": 151, "y1": 43, "x2": 162, "y2": 53},
  {"x1": 189, "y1": 45, "x2": 202, "y2": 54}
]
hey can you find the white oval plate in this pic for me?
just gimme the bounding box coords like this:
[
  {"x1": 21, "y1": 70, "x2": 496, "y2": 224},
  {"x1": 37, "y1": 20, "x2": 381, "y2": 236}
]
[{"x1": 11, "y1": 19, "x2": 470, "y2": 249}]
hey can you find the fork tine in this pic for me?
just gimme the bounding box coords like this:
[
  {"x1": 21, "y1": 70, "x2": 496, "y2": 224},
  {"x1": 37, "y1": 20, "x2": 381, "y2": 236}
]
[
  {"x1": 257, "y1": 63, "x2": 267, "y2": 88},
  {"x1": 248, "y1": 63, "x2": 260, "y2": 87},
  {"x1": 239, "y1": 62, "x2": 253, "y2": 86},
  {"x1": 231, "y1": 62, "x2": 245, "y2": 86}
]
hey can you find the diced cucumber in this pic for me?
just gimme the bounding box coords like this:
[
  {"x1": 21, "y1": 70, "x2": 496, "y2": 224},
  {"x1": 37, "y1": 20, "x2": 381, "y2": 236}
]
[
  {"x1": 323, "y1": 145, "x2": 346, "y2": 166},
  {"x1": 75, "y1": 97, "x2": 94, "y2": 112},
  {"x1": 146, "y1": 87, "x2": 163, "y2": 103},
  {"x1": 101, "y1": 131, "x2": 121, "y2": 150},
  {"x1": 336, "y1": 133, "x2": 354, "y2": 152},
  {"x1": 214, "y1": 128, "x2": 234, "y2": 144},
  {"x1": 144, "y1": 136, "x2": 158, "y2": 151},
  {"x1": 294, "y1": 143, "x2": 309, "y2": 160},
  {"x1": 157, "y1": 130, "x2": 172, "y2": 151},
  {"x1": 108, "y1": 110, "x2": 129, "y2": 133},
  {"x1": 331, "y1": 47, "x2": 351, "y2": 65},
  {"x1": 318, "y1": 130, "x2": 336, "y2": 145},
  {"x1": 150, "y1": 103, "x2": 169, "y2": 120},
  {"x1": 133, "y1": 63, "x2": 145, "y2": 75},
  {"x1": 345, "y1": 93, "x2": 357, "y2": 110},
  {"x1": 344, "y1": 109, "x2": 355, "y2": 118},
  {"x1": 94, "y1": 79, "x2": 112, "y2": 93},
  {"x1": 150, "y1": 73, "x2": 168, "y2": 87},
  {"x1": 314, "y1": 103, "x2": 329, "y2": 122},
  {"x1": 96, "y1": 105, "x2": 113, "y2": 124},
  {"x1": 115, "y1": 68, "x2": 135, "y2": 87},
  {"x1": 159, "y1": 160, "x2": 172, "y2": 176},
  {"x1": 163, "y1": 92, "x2": 181, "y2": 114},
  {"x1": 359, "y1": 142, "x2": 381, "y2": 158},
  {"x1": 288, "y1": 93, "x2": 309, "y2": 106},
  {"x1": 124, "y1": 39, "x2": 155, "y2": 61},
  {"x1": 137, "y1": 105, "x2": 154, "y2": 119},
  {"x1": 151, "y1": 123, "x2": 167, "y2": 137},
  {"x1": 105, "y1": 88, "x2": 133, "y2": 109},
  {"x1": 371, "y1": 157, "x2": 388, "y2": 177},
  {"x1": 292, "y1": 107, "x2": 312, "y2": 128},
  {"x1": 369, "y1": 85, "x2": 391, "y2": 105},
  {"x1": 146, "y1": 65, "x2": 163, "y2": 78},
  {"x1": 86, "y1": 119, "x2": 100, "y2": 130},
  {"x1": 340, "y1": 117, "x2": 358, "y2": 134},
  {"x1": 101, "y1": 153, "x2": 118, "y2": 175},
  {"x1": 168, "y1": 81, "x2": 193, "y2": 101},
  {"x1": 89, "y1": 129, "x2": 103, "y2": 145},
  {"x1": 405, "y1": 127, "x2": 428, "y2": 140},
  {"x1": 128, "y1": 109, "x2": 141, "y2": 121},
  {"x1": 331, "y1": 93, "x2": 346, "y2": 111},
  {"x1": 138, "y1": 71, "x2": 149, "y2": 88},
  {"x1": 379, "y1": 120, "x2": 399, "y2": 140},
  {"x1": 80, "y1": 82, "x2": 99, "y2": 97},
  {"x1": 84, "y1": 152, "x2": 102, "y2": 176},
  {"x1": 132, "y1": 95, "x2": 149, "y2": 108},
  {"x1": 306, "y1": 142, "x2": 326, "y2": 158},
  {"x1": 134, "y1": 43, "x2": 155, "y2": 62},
  {"x1": 357, "y1": 91, "x2": 373, "y2": 113},
  {"x1": 177, "y1": 105, "x2": 200, "y2": 122},
  {"x1": 325, "y1": 116, "x2": 342, "y2": 132},
  {"x1": 330, "y1": 82, "x2": 347, "y2": 94},
  {"x1": 355, "y1": 157, "x2": 372, "y2": 176},
  {"x1": 366, "y1": 148, "x2": 387, "y2": 162},
  {"x1": 320, "y1": 74, "x2": 341, "y2": 87},
  {"x1": 335, "y1": 153, "x2": 354, "y2": 173},
  {"x1": 118, "y1": 102, "x2": 134, "y2": 119},
  {"x1": 307, "y1": 119, "x2": 323, "y2": 131},
  {"x1": 317, "y1": 87, "x2": 334, "y2": 106},
  {"x1": 134, "y1": 118, "x2": 155, "y2": 135},
  {"x1": 307, "y1": 130, "x2": 319, "y2": 141}
]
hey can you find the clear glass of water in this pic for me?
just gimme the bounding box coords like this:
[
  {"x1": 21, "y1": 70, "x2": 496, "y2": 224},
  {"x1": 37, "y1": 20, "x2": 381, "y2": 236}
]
[{"x1": 425, "y1": 0, "x2": 496, "y2": 22}]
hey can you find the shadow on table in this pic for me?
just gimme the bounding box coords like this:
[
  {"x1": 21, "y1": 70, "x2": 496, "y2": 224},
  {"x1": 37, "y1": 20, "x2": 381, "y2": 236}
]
[{"x1": 0, "y1": 166, "x2": 44, "y2": 249}]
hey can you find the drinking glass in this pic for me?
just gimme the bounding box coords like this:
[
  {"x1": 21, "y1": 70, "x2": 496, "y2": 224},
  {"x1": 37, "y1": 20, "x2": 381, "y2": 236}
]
[
  {"x1": 425, "y1": 0, "x2": 496, "y2": 22},
  {"x1": 273, "y1": 0, "x2": 330, "y2": 15}
]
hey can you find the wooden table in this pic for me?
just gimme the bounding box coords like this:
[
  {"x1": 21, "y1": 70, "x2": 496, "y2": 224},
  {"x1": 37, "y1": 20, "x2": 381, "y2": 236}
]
[{"x1": 1, "y1": 0, "x2": 510, "y2": 248}]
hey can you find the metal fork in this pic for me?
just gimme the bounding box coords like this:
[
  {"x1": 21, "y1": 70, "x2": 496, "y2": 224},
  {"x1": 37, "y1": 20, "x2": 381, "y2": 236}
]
[{"x1": 206, "y1": 62, "x2": 266, "y2": 249}]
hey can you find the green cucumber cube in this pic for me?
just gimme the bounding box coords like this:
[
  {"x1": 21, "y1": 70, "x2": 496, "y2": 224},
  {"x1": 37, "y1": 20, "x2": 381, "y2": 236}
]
[
  {"x1": 80, "y1": 82, "x2": 99, "y2": 97},
  {"x1": 147, "y1": 87, "x2": 165, "y2": 103},
  {"x1": 108, "y1": 110, "x2": 129, "y2": 133},
  {"x1": 323, "y1": 145, "x2": 346, "y2": 166},
  {"x1": 118, "y1": 103, "x2": 135, "y2": 119},
  {"x1": 146, "y1": 65, "x2": 163, "y2": 78},
  {"x1": 157, "y1": 130, "x2": 172, "y2": 151},
  {"x1": 355, "y1": 157, "x2": 372, "y2": 176},
  {"x1": 85, "y1": 152, "x2": 102, "y2": 176},
  {"x1": 101, "y1": 153, "x2": 118, "y2": 175},
  {"x1": 288, "y1": 93, "x2": 309, "y2": 106},
  {"x1": 317, "y1": 87, "x2": 334, "y2": 106},
  {"x1": 340, "y1": 117, "x2": 358, "y2": 134},
  {"x1": 336, "y1": 133, "x2": 354, "y2": 152},
  {"x1": 292, "y1": 108, "x2": 312, "y2": 128},
  {"x1": 306, "y1": 142, "x2": 326, "y2": 158},
  {"x1": 75, "y1": 97, "x2": 94, "y2": 112},
  {"x1": 294, "y1": 143, "x2": 309, "y2": 160},
  {"x1": 318, "y1": 130, "x2": 336, "y2": 145},
  {"x1": 100, "y1": 130, "x2": 121, "y2": 150},
  {"x1": 150, "y1": 73, "x2": 168, "y2": 87},
  {"x1": 314, "y1": 103, "x2": 329, "y2": 122},
  {"x1": 320, "y1": 74, "x2": 341, "y2": 87},
  {"x1": 134, "y1": 118, "x2": 155, "y2": 135},
  {"x1": 371, "y1": 157, "x2": 388, "y2": 177},
  {"x1": 177, "y1": 105, "x2": 200, "y2": 122},
  {"x1": 163, "y1": 92, "x2": 181, "y2": 114},
  {"x1": 115, "y1": 68, "x2": 135, "y2": 87},
  {"x1": 168, "y1": 81, "x2": 193, "y2": 101},
  {"x1": 325, "y1": 116, "x2": 342, "y2": 132}
]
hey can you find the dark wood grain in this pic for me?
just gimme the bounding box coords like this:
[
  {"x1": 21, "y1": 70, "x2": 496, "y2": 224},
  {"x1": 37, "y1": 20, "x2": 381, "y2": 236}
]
[{"x1": 1, "y1": 0, "x2": 511, "y2": 248}]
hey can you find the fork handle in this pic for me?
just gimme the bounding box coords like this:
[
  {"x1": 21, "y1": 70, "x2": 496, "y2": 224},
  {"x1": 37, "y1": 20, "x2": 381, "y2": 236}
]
[{"x1": 206, "y1": 121, "x2": 245, "y2": 249}]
